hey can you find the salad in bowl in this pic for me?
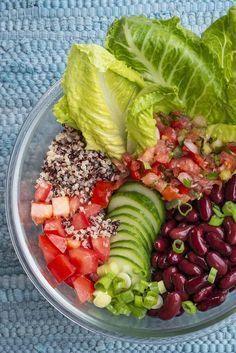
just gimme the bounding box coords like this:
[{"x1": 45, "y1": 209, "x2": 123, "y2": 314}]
[{"x1": 30, "y1": 7, "x2": 236, "y2": 321}]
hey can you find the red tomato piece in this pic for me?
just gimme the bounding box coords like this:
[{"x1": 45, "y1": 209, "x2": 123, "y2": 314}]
[
  {"x1": 84, "y1": 203, "x2": 102, "y2": 218},
  {"x1": 47, "y1": 234, "x2": 67, "y2": 253},
  {"x1": 69, "y1": 247, "x2": 98, "y2": 275},
  {"x1": 161, "y1": 127, "x2": 177, "y2": 144},
  {"x1": 52, "y1": 197, "x2": 70, "y2": 218},
  {"x1": 154, "y1": 140, "x2": 171, "y2": 164},
  {"x1": 31, "y1": 202, "x2": 53, "y2": 224},
  {"x1": 178, "y1": 184, "x2": 190, "y2": 195},
  {"x1": 191, "y1": 153, "x2": 208, "y2": 170},
  {"x1": 64, "y1": 273, "x2": 80, "y2": 287},
  {"x1": 162, "y1": 185, "x2": 180, "y2": 201},
  {"x1": 69, "y1": 196, "x2": 82, "y2": 216},
  {"x1": 72, "y1": 213, "x2": 90, "y2": 230},
  {"x1": 220, "y1": 151, "x2": 236, "y2": 171},
  {"x1": 38, "y1": 234, "x2": 61, "y2": 264},
  {"x1": 47, "y1": 254, "x2": 76, "y2": 283},
  {"x1": 130, "y1": 160, "x2": 142, "y2": 180},
  {"x1": 43, "y1": 217, "x2": 66, "y2": 237},
  {"x1": 151, "y1": 161, "x2": 161, "y2": 176},
  {"x1": 73, "y1": 275, "x2": 94, "y2": 303},
  {"x1": 34, "y1": 181, "x2": 52, "y2": 202},
  {"x1": 171, "y1": 116, "x2": 191, "y2": 130},
  {"x1": 91, "y1": 237, "x2": 110, "y2": 263},
  {"x1": 91, "y1": 181, "x2": 115, "y2": 208},
  {"x1": 227, "y1": 143, "x2": 236, "y2": 154}
]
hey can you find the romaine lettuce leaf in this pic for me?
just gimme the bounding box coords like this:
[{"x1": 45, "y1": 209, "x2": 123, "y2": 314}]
[
  {"x1": 206, "y1": 124, "x2": 236, "y2": 143},
  {"x1": 105, "y1": 14, "x2": 233, "y2": 124},
  {"x1": 126, "y1": 84, "x2": 184, "y2": 154},
  {"x1": 53, "y1": 44, "x2": 145, "y2": 159}
]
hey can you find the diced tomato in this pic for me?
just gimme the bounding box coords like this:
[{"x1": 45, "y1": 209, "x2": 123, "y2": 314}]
[
  {"x1": 178, "y1": 184, "x2": 190, "y2": 195},
  {"x1": 47, "y1": 234, "x2": 67, "y2": 253},
  {"x1": 151, "y1": 161, "x2": 161, "y2": 176},
  {"x1": 130, "y1": 160, "x2": 142, "y2": 180},
  {"x1": 47, "y1": 254, "x2": 76, "y2": 283},
  {"x1": 162, "y1": 185, "x2": 180, "y2": 201},
  {"x1": 142, "y1": 172, "x2": 159, "y2": 187},
  {"x1": 64, "y1": 273, "x2": 80, "y2": 287},
  {"x1": 72, "y1": 213, "x2": 90, "y2": 230},
  {"x1": 84, "y1": 203, "x2": 102, "y2": 218},
  {"x1": 73, "y1": 275, "x2": 94, "y2": 303},
  {"x1": 91, "y1": 180, "x2": 115, "y2": 208},
  {"x1": 154, "y1": 140, "x2": 171, "y2": 164},
  {"x1": 220, "y1": 151, "x2": 236, "y2": 171},
  {"x1": 227, "y1": 143, "x2": 236, "y2": 154},
  {"x1": 43, "y1": 217, "x2": 66, "y2": 237},
  {"x1": 38, "y1": 234, "x2": 61, "y2": 264},
  {"x1": 31, "y1": 202, "x2": 53, "y2": 224},
  {"x1": 34, "y1": 181, "x2": 52, "y2": 203},
  {"x1": 67, "y1": 237, "x2": 81, "y2": 249},
  {"x1": 52, "y1": 197, "x2": 70, "y2": 218},
  {"x1": 69, "y1": 247, "x2": 98, "y2": 275},
  {"x1": 139, "y1": 146, "x2": 156, "y2": 164},
  {"x1": 69, "y1": 196, "x2": 82, "y2": 216},
  {"x1": 190, "y1": 153, "x2": 208, "y2": 170},
  {"x1": 171, "y1": 116, "x2": 191, "y2": 130},
  {"x1": 91, "y1": 237, "x2": 110, "y2": 263},
  {"x1": 161, "y1": 127, "x2": 177, "y2": 144},
  {"x1": 170, "y1": 157, "x2": 201, "y2": 175}
]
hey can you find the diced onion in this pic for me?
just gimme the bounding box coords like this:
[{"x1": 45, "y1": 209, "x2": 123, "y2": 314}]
[{"x1": 184, "y1": 140, "x2": 199, "y2": 154}]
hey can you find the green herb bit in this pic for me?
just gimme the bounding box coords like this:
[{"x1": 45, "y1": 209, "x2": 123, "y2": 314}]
[
  {"x1": 182, "y1": 301, "x2": 197, "y2": 315},
  {"x1": 209, "y1": 215, "x2": 224, "y2": 226},
  {"x1": 183, "y1": 178, "x2": 192, "y2": 188},
  {"x1": 206, "y1": 172, "x2": 219, "y2": 180}
]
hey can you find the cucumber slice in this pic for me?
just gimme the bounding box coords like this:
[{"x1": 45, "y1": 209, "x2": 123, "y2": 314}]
[
  {"x1": 110, "y1": 248, "x2": 149, "y2": 277},
  {"x1": 108, "y1": 192, "x2": 161, "y2": 234},
  {"x1": 112, "y1": 228, "x2": 151, "y2": 253},
  {"x1": 109, "y1": 255, "x2": 147, "y2": 278},
  {"x1": 119, "y1": 182, "x2": 166, "y2": 222},
  {"x1": 109, "y1": 212, "x2": 154, "y2": 246},
  {"x1": 111, "y1": 240, "x2": 150, "y2": 268}
]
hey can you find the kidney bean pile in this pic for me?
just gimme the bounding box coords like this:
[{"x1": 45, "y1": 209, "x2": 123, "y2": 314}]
[{"x1": 148, "y1": 175, "x2": 236, "y2": 320}]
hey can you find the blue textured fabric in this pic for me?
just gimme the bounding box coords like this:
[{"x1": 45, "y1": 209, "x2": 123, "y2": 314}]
[{"x1": 1, "y1": 0, "x2": 236, "y2": 352}]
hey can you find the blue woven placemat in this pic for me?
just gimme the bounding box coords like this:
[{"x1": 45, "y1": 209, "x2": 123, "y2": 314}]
[{"x1": 1, "y1": 1, "x2": 236, "y2": 352}]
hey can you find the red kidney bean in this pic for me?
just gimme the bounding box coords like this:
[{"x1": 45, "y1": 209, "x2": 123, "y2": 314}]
[
  {"x1": 176, "y1": 307, "x2": 185, "y2": 317},
  {"x1": 223, "y1": 217, "x2": 236, "y2": 245},
  {"x1": 154, "y1": 238, "x2": 170, "y2": 253},
  {"x1": 157, "y1": 254, "x2": 169, "y2": 269},
  {"x1": 206, "y1": 252, "x2": 228, "y2": 277},
  {"x1": 151, "y1": 253, "x2": 159, "y2": 268},
  {"x1": 179, "y1": 222, "x2": 189, "y2": 228},
  {"x1": 178, "y1": 259, "x2": 203, "y2": 276},
  {"x1": 152, "y1": 270, "x2": 163, "y2": 282},
  {"x1": 172, "y1": 273, "x2": 189, "y2": 301},
  {"x1": 197, "y1": 291, "x2": 227, "y2": 311},
  {"x1": 224, "y1": 175, "x2": 236, "y2": 202},
  {"x1": 230, "y1": 246, "x2": 236, "y2": 264},
  {"x1": 155, "y1": 292, "x2": 182, "y2": 320},
  {"x1": 199, "y1": 224, "x2": 225, "y2": 239},
  {"x1": 161, "y1": 219, "x2": 176, "y2": 237},
  {"x1": 167, "y1": 251, "x2": 183, "y2": 265},
  {"x1": 205, "y1": 232, "x2": 232, "y2": 256},
  {"x1": 197, "y1": 196, "x2": 213, "y2": 222},
  {"x1": 185, "y1": 208, "x2": 199, "y2": 223},
  {"x1": 188, "y1": 227, "x2": 208, "y2": 256},
  {"x1": 193, "y1": 285, "x2": 214, "y2": 303},
  {"x1": 169, "y1": 225, "x2": 194, "y2": 241},
  {"x1": 185, "y1": 274, "x2": 209, "y2": 294},
  {"x1": 210, "y1": 185, "x2": 224, "y2": 205},
  {"x1": 163, "y1": 266, "x2": 178, "y2": 290},
  {"x1": 188, "y1": 252, "x2": 208, "y2": 271},
  {"x1": 166, "y1": 209, "x2": 176, "y2": 221},
  {"x1": 175, "y1": 213, "x2": 185, "y2": 222},
  {"x1": 219, "y1": 268, "x2": 236, "y2": 290}
]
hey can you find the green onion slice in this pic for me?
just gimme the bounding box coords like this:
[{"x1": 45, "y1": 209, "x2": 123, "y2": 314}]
[
  {"x1": 156, "y1": 280, "x2": 167, "y2": 294},
  {"x1": 222, "y1": 201, "x2": 236, "y2": 222},
  {"x1": 183, "y1": 178, "x2": 192, "y2": 188},
  {"x1": 178, "y1": 202, "x2": 193, "y2": 216},
  {"x1": 133, "y1": 280, "x2": 149, "y2": 294},
  {"x1": 149, "y1": 282, "x2": 159, "y2": 293},
  {"x1": 182, "y1": 301, "x2": 197, "y2": 315},
  {"x1": 208, "y1": 267, "x2": 218, "y2": 284},
  {"x1": 95, "y1": 272, "x2": 116, "y2": 291},
  {"x1": 134, "y1": 295, "x2": 143, "y2": 308},
  {"x1": 212, "y1": 204, "x2": 225, "y2": 218},
  {"x1": 172, "y1": 239, "x2": 185, "y2": 254},
  {"x1": 116, "y1": 290, "x2": 134, "y2": 304},
  {"x1": 209, "y1": 215, "x2": 224, "y2": 226},
  {"x1": 206, "y1": 172, "x2": 219, "y2": 180},
  {"x1": 143, "y1": 162, "x2": 151, "y2": 170}
]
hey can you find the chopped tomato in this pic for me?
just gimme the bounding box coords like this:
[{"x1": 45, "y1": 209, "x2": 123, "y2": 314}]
[
  {"x1": 72, "y1": 213, "x2": 90, "y2": 230},
  {"x1": 227, "y1": 143, "x2": 236, "y2": 154},
  {"x1": 73, "y1": 275, "x2": 94, "y2": 303},
  {"x1": 52, "y1": 197, "x2": 70, "y2": 218},
  {"x1": 47, "y1": 254, "x2": 76, "y2": 283},
  {"x1": 67, "y1": 237, "x2": 81, "y2": 249},
  {"x1": 69, "y1": 247, "x2": 98, "y2": 275},
  {"x1": 64, "y1": 273, "x2": 80, "y2": 287},
  {"x1": 154, "y1": 140, "x2": 171, "y2": 164},
  {"x1": 43, "y1": 217, "x2": 66, "y2": 237},
  {"x1": 130, "y1": 160, "x2": 142, "y2": 180},
  {"x1": 84, "y1": 203, "x2": 102, "y2": 218},
  {"x1": 170, "y1": 157, "x2": 201, "y2": 175},
  {"x1": 151, "y1": 161, "x2": 161, "y2": 176},
  {"x1": 91, "y1": 180, "x2": 115, "y2": 208},
  {"x1": 69, "y1": 196, "x2": 82, "y2": 216},
  {"x1": 34, "y1": 181, "x2": 52, "y2": 203},
  {"x1": 162, "y1": 185, "x2": 180, "y2": 201},
  {"x1": 142, "y1": 172, "x2": 159, "y2": 187},
  {"x1": 190, "y1": 153, "x2": 208, "y2": 170},
  {"x1": 220, "y1": 151, "x2": 236, "y2": 171},
  {"x1": 47, "y1": 234, "x2": 67, "y2": 253},
  {"x1": 171, "y1": 116, "x2": 191, "y2": 130},
  {"x1": 31, "y1": 202, "x2": 53, "y2": 224},
  {"x1": 178, "y1": 184, "x2": 190, "y2": 195},
  {"x1": 161, "y1": 127, "x2": 177, "y2": 144},
  {"x1": 91, "y1": 237, "x2": 110, "y2": 263},
  {"x1": 38, "y1": 234, "x2": 60, "y2": 264},
  {"x1": 139, "y1": 146, "x2": 156, "y2": 164}
]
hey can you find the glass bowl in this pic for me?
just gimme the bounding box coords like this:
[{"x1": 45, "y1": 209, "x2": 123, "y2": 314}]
[{"x1": 6, "y1": 80, "x2": 236, "y2": 344}]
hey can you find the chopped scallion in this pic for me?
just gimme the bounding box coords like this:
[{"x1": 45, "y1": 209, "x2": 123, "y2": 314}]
[
  {"x1": 93, "y1": 291, "x2": 111, "y2": 308},
  {"x1": 143, "y1": 162, "x2": 151, "y2": 170},
  {"x1": 116, "y1": 290, "x2": 134, "y2": 304},
  {"x1": 133, "y1": 280, "x2": 149, "y2": 294},
  {"x1": 134, "y1": 295, "x2": 143, "y2": 308},
  {"x1": 149, "y1": 282, "x2": 159, "y2": 293},
  {"x1": 172, "y1": 239, "x2": 185, "y2": 254},
  {"x1": 212, "y1": 204, "x2": 225, "y2": 218},
  {"x1": 157, "y1": 280, "x2": 167, "y2": 294},
  {"x1": 95, "y1": 273, "x2": 116, "y2": 291},
  {"x1": 143, "y1": 295, "x2": 158, "y2": 309},
  {"x1": 151, "y1": 295, "x2": 163, "y2": 310},
  {"x1": 183, "y1": 178, "x2": 192, "y2": 188},
  {"x1": 222, "y1": 201, "x2": 236, "y2": 222},
  {"x1": 182, "y1": 301, "x2": 197, "y2": 314},
  {"x1": 208, "y1": 267, "x2": 218, "y2": 284},
  {"x1": 209, "y1": 215, "x2": 224, "y2": 226},
  {"x1": 206, "y1": 172, "x2": 219, "y2": 180},
  {"x1": 178, "y1": 202, "x2": 193, "y2": 216}
]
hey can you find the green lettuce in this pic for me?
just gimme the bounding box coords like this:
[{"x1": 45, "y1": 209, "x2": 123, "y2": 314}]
[
  {"x1": 105, "y1": 11, "x2": 235, "y2": 124},
  {"x1": 206, "y1": 124, "x2": 236, "y2": 143},
  {"x1": 54, "y1": 44, "x2": 145, "y2": 159},
  {"x1": 127, "y1": 84, "x2": 184, "y2": 154}
]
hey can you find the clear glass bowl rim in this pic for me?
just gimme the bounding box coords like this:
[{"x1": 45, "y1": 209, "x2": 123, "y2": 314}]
[{"x1": 5, "y1": 79, "x2": 236, "y2": 345}]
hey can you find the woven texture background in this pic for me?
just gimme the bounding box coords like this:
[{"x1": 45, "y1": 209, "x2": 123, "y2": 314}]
[{"x1": 1, "y1": 1, "x2": 236, "y2": 352}]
